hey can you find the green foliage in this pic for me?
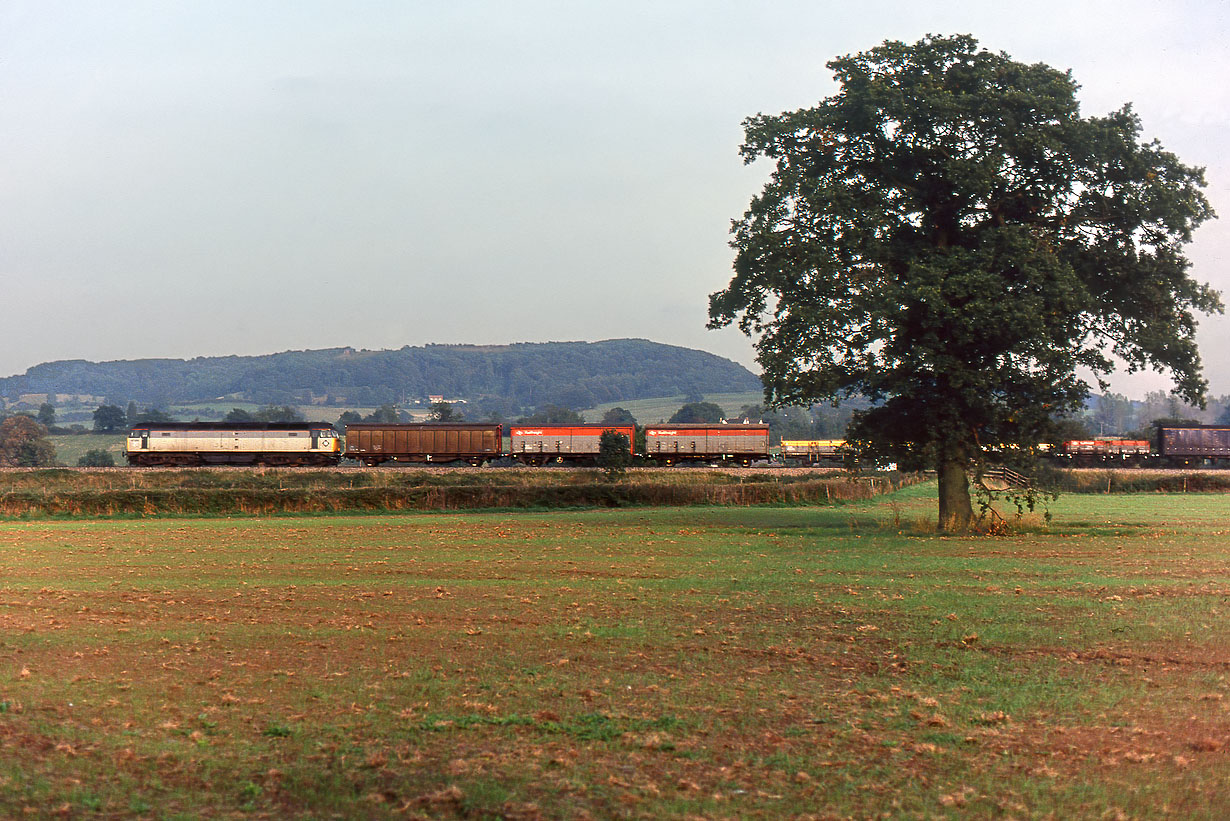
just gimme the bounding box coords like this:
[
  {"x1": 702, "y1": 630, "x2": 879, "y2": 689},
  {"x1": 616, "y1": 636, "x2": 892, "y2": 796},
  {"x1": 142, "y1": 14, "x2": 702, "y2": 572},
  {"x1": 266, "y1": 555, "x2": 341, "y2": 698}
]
[
  {"x1": 600, "y1": 406, "x2": 637, "y2": 426},
  {"x1": 335, "y1": 410, "x2": 362, "y2": 430},
  {"x1": 92, "y1": 404, "x2": 127, "y2": 432},
  {"x1": 709, "y1": 34, "x2": 1221, "y2": 530},
  {"x1": 77, "y1": 449, "x2": 116, "y2": 467},
  {"x1": 223, "y1": 408, "x2": 255, "y2": 423},
  {"x1": 668, "y1": 402, "x2": 725, "y2": 424},
  {"x1": 1, "y1": 340, "x2": 761, "y2": 409},
  {"x1": 597, "y1": 430, "x2": 633, "y2": 480},
  {"x1": 364, "y1": 404, "x2": 401, "y2": 423},
  {"x1": 0, "y1": 416, "x2": 57, "y2": 467},
  {"x1": 430, "y1": 402, "x2": 461, "y2": 421},
  {"x1": 253, "y1": 405, "x2": 304, "y2": 423},
  {"x1": 1045, "y1": 416, "x2": 1092, "y2": 445},
  {"x1": 36, "y1": 403, "x2": 55, "y2": 427}
]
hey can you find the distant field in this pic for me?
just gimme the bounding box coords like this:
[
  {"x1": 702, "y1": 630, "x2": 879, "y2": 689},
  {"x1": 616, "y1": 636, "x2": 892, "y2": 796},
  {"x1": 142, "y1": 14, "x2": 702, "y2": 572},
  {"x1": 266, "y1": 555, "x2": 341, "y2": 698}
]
[
  {"x1": 0, "y1": 485, "x2": 1225, "y2": 817},
  {"x1": 583, "y1": 391, "x2": 765, "y2": 424},
  {"x1": 166, "y1": 403, "x2": 378, "y2": 423},
  {"x1": 46, "y1": 434, "x2": 125, "y2": 466}
]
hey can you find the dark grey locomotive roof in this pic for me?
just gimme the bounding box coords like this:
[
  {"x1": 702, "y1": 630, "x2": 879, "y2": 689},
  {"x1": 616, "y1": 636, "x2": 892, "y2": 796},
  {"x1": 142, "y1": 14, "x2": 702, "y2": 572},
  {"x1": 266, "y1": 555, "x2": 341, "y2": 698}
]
[{"x1": 127, "y1": 422, "x2": 336, "y2": 431}]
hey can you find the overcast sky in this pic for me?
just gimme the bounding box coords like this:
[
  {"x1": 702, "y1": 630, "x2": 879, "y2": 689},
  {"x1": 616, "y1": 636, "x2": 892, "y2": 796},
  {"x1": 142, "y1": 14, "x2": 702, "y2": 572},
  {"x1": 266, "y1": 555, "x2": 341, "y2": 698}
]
[{"x1": 4, "y1": 1, "x2": 1228, "y2": 398}]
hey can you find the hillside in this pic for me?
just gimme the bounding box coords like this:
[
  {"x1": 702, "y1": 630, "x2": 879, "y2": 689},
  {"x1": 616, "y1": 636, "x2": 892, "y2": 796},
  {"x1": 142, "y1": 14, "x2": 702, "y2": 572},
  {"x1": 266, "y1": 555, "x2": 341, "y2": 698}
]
[{"x1": 0, "y1": 339, "x2": 762, "y2": 411}]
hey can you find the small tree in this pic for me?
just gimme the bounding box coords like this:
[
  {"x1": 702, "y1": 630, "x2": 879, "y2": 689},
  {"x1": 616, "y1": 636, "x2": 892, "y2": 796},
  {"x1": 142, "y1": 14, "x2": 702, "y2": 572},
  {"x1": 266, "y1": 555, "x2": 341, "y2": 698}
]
[
  {"x1": 600, "y1": 407, "x2": 637, "y2": 427},
  {"x1": 336, "y1": 410, "x2": 363, "y2": 429},
  {"x1": 0, "y1": 416, "x2": 57, "y2": 467},
  {"x1": 430, "y1": 402, "x2": 460, "y2": 422},
  {"x1": 254, "y1": 405, "x2": 303, "y2": 423},
  {"x1": 78, "y1": 449, "x2": 116, "y2": 467},
  {"x1": 223, "y1": 408, "x2": 256, "y2": 423},
  {"x1": 93, "y1": 404, "x2": 127, "y2": 433},
  {"x1": 669, "y1": 402, "x2": 725, "y2": 424},
  {"x1": 365, "y1": 404, "x2": 400, "y2": 424},
  {"x1": 37, "y1": 403, "x2": 56, "y2": 428},
  {"x1": 597, "y1": 430, "x2": 633, "y2": 480}
]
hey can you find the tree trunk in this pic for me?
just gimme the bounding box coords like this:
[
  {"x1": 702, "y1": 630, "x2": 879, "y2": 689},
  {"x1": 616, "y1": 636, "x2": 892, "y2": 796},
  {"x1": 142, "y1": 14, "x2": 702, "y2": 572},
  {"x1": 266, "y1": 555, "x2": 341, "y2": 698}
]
[{"x1": 937, "y1": 458, "x2": 974, "y2": 532}]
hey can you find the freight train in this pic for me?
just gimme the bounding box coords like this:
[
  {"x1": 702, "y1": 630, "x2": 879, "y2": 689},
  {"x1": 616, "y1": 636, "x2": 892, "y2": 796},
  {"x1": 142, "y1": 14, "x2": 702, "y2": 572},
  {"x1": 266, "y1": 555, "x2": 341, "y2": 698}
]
[
  {"x1": 122, "y1": 420, "x2": 1230, "y2": 469},
  {"x1": 1055, "y1": 425, "x2": 1230, "y2": 466},
  {"x1": 125, "y1": 421, "x2": 769, "y2": 467},
  {"x1": 776, "y1": 425, "x2": 1230, "y2": 468}
]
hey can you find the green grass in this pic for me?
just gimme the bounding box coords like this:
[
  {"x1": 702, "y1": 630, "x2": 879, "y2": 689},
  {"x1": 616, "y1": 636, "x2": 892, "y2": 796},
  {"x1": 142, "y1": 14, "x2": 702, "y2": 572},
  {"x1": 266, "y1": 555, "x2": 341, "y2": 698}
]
[
  {"x1": 46, "y1": 433, "x2": 125, "y2": 466},
  {"x1": 582, "y1": 391, "x2": 765, "y2": 424},
  {"x1": 0, "y1": 486, "x2": 1226, "y2": 817}
]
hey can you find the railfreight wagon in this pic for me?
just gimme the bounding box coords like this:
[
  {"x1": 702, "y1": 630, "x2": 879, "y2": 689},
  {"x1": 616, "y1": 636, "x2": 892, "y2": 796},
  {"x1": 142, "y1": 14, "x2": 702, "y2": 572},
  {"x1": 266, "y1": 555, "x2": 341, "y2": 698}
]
[
  {"x1": 1155, "y1": 425, "x2": 1230, "y2": 465},
  {"x1": 125, "y1": 422, "x2": 341, "y2": 466},
  {"x1": 343, "y1": 423, "x2": 502, "y2": 466},
  {"x1": 1058, "y1": 439, "x2": 1152, "y2": 465},
  {"x1": 780, "y1": 439, "x2": 847, "y2": 465},
  {"x1": 509, "y1": 424, "x2": 635, "y2": 465},
  {"x1": 642, "y1": 423, "x2": 770, "y2": 466}
]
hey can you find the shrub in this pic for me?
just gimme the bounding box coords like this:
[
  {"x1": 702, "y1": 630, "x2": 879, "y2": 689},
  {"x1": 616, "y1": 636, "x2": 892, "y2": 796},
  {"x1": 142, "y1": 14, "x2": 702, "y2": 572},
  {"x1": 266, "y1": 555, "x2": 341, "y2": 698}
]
[{"x1": 78, "y1": 449, "x2": 116, "y2": 468}]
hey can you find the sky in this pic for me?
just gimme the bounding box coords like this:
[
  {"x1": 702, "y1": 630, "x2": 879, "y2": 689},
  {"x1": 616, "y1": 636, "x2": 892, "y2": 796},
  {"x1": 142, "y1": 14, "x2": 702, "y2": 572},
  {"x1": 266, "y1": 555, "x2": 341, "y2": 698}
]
[{"x1": 3, "y1": 1, "x2": 1229, "y2": 399}]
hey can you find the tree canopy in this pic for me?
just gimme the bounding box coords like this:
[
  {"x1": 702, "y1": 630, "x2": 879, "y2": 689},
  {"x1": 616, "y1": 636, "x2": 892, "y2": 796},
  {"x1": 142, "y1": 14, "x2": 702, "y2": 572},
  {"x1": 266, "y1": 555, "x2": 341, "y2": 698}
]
[
  {"x1": 709, "y1": 34, "x2": 1221, "y2": 530},
  {"x1": 600, "y1": 407, "x2": 638, "y2": 427},
  {"x1": 93, "y1": 404, "x2": 127, "y2": 433},
  {"x1": 668, "y1": 402, "x2": 725, "y2": 424},
  {"x1": 0, "y1": 416, "x2": 57, "y2": 467}
]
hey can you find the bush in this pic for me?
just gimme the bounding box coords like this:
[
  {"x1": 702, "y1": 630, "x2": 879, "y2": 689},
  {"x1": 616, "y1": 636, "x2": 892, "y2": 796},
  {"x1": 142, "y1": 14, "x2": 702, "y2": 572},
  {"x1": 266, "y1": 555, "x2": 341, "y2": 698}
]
[
  {"x1": 597, "y1": 431, "x2": 633, "y2": 480},
  {"x1": 78, "y1": 449, "x2": 116, "y2": 467}
]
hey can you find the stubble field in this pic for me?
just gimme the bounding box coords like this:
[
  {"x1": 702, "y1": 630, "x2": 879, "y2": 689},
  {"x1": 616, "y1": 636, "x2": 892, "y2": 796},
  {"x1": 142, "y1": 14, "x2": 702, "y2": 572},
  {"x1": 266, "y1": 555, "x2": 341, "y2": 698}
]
[{"x1": 0, "y1": 484, "x2": 1227, "y2": 818}]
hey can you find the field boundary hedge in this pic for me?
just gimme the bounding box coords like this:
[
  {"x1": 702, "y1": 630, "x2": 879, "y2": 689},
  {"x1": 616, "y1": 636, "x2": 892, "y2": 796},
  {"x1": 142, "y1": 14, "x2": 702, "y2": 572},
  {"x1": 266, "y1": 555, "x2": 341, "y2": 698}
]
[
  {"x1": 1044, "y1": 470, "x2": 1230, "y2": 494},
  {"x1": 0, "y1": 470, "x2": 921, "y2": 517}
]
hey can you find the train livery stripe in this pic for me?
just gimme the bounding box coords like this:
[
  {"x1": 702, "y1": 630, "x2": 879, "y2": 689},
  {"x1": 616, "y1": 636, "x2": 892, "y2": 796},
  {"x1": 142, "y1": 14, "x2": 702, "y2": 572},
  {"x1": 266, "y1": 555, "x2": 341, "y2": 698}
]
[
  {"x1": 510, "y1": 427, "x2": 635, "y2": 437},
  {"x1": 645, "y1": 429, "x2": 768, "y2": 437}
]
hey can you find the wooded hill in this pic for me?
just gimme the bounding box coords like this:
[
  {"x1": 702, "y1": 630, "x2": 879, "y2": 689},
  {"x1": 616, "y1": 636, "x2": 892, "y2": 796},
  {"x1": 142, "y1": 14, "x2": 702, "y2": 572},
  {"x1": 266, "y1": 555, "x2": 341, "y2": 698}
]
[{"x1": 0, "y1": 339, "x2": 762, "y2": 410}]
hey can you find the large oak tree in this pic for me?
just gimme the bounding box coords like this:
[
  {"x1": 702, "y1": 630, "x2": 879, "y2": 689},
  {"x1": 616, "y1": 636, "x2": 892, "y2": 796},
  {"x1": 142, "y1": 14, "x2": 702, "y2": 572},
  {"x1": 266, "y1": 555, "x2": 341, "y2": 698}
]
[{"x1": 709, "y1": 35, "x2": 1221, "y2": 530}]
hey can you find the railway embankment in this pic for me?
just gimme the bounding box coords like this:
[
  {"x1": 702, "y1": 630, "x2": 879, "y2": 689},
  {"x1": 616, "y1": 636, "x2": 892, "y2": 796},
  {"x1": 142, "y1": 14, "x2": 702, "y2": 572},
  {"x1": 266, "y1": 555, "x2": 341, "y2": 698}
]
[{"x1": 0, "y1": 467, "x2": 921, "y2": 517}]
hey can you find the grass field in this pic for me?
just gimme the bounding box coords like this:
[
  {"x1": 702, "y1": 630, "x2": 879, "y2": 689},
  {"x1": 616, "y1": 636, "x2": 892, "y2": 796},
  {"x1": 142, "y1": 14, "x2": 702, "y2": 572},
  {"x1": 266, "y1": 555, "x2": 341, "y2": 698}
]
[
  {"x1": 583, "y1": 392, "x2": 765, "y2": 425},
  {"x1": 46, "y1": 434, "x2": 125, "y2": 467},
  {"x1": 0, "y1": 485, "x2": 1226, "y2": 818}
]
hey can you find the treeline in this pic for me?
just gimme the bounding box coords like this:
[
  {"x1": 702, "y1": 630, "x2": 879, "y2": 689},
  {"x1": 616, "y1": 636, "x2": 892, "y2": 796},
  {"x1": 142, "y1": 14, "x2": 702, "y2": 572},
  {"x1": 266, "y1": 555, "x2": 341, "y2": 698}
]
[{"x1": 0, "y1": 340, "x2": 761, "y2": 409}]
